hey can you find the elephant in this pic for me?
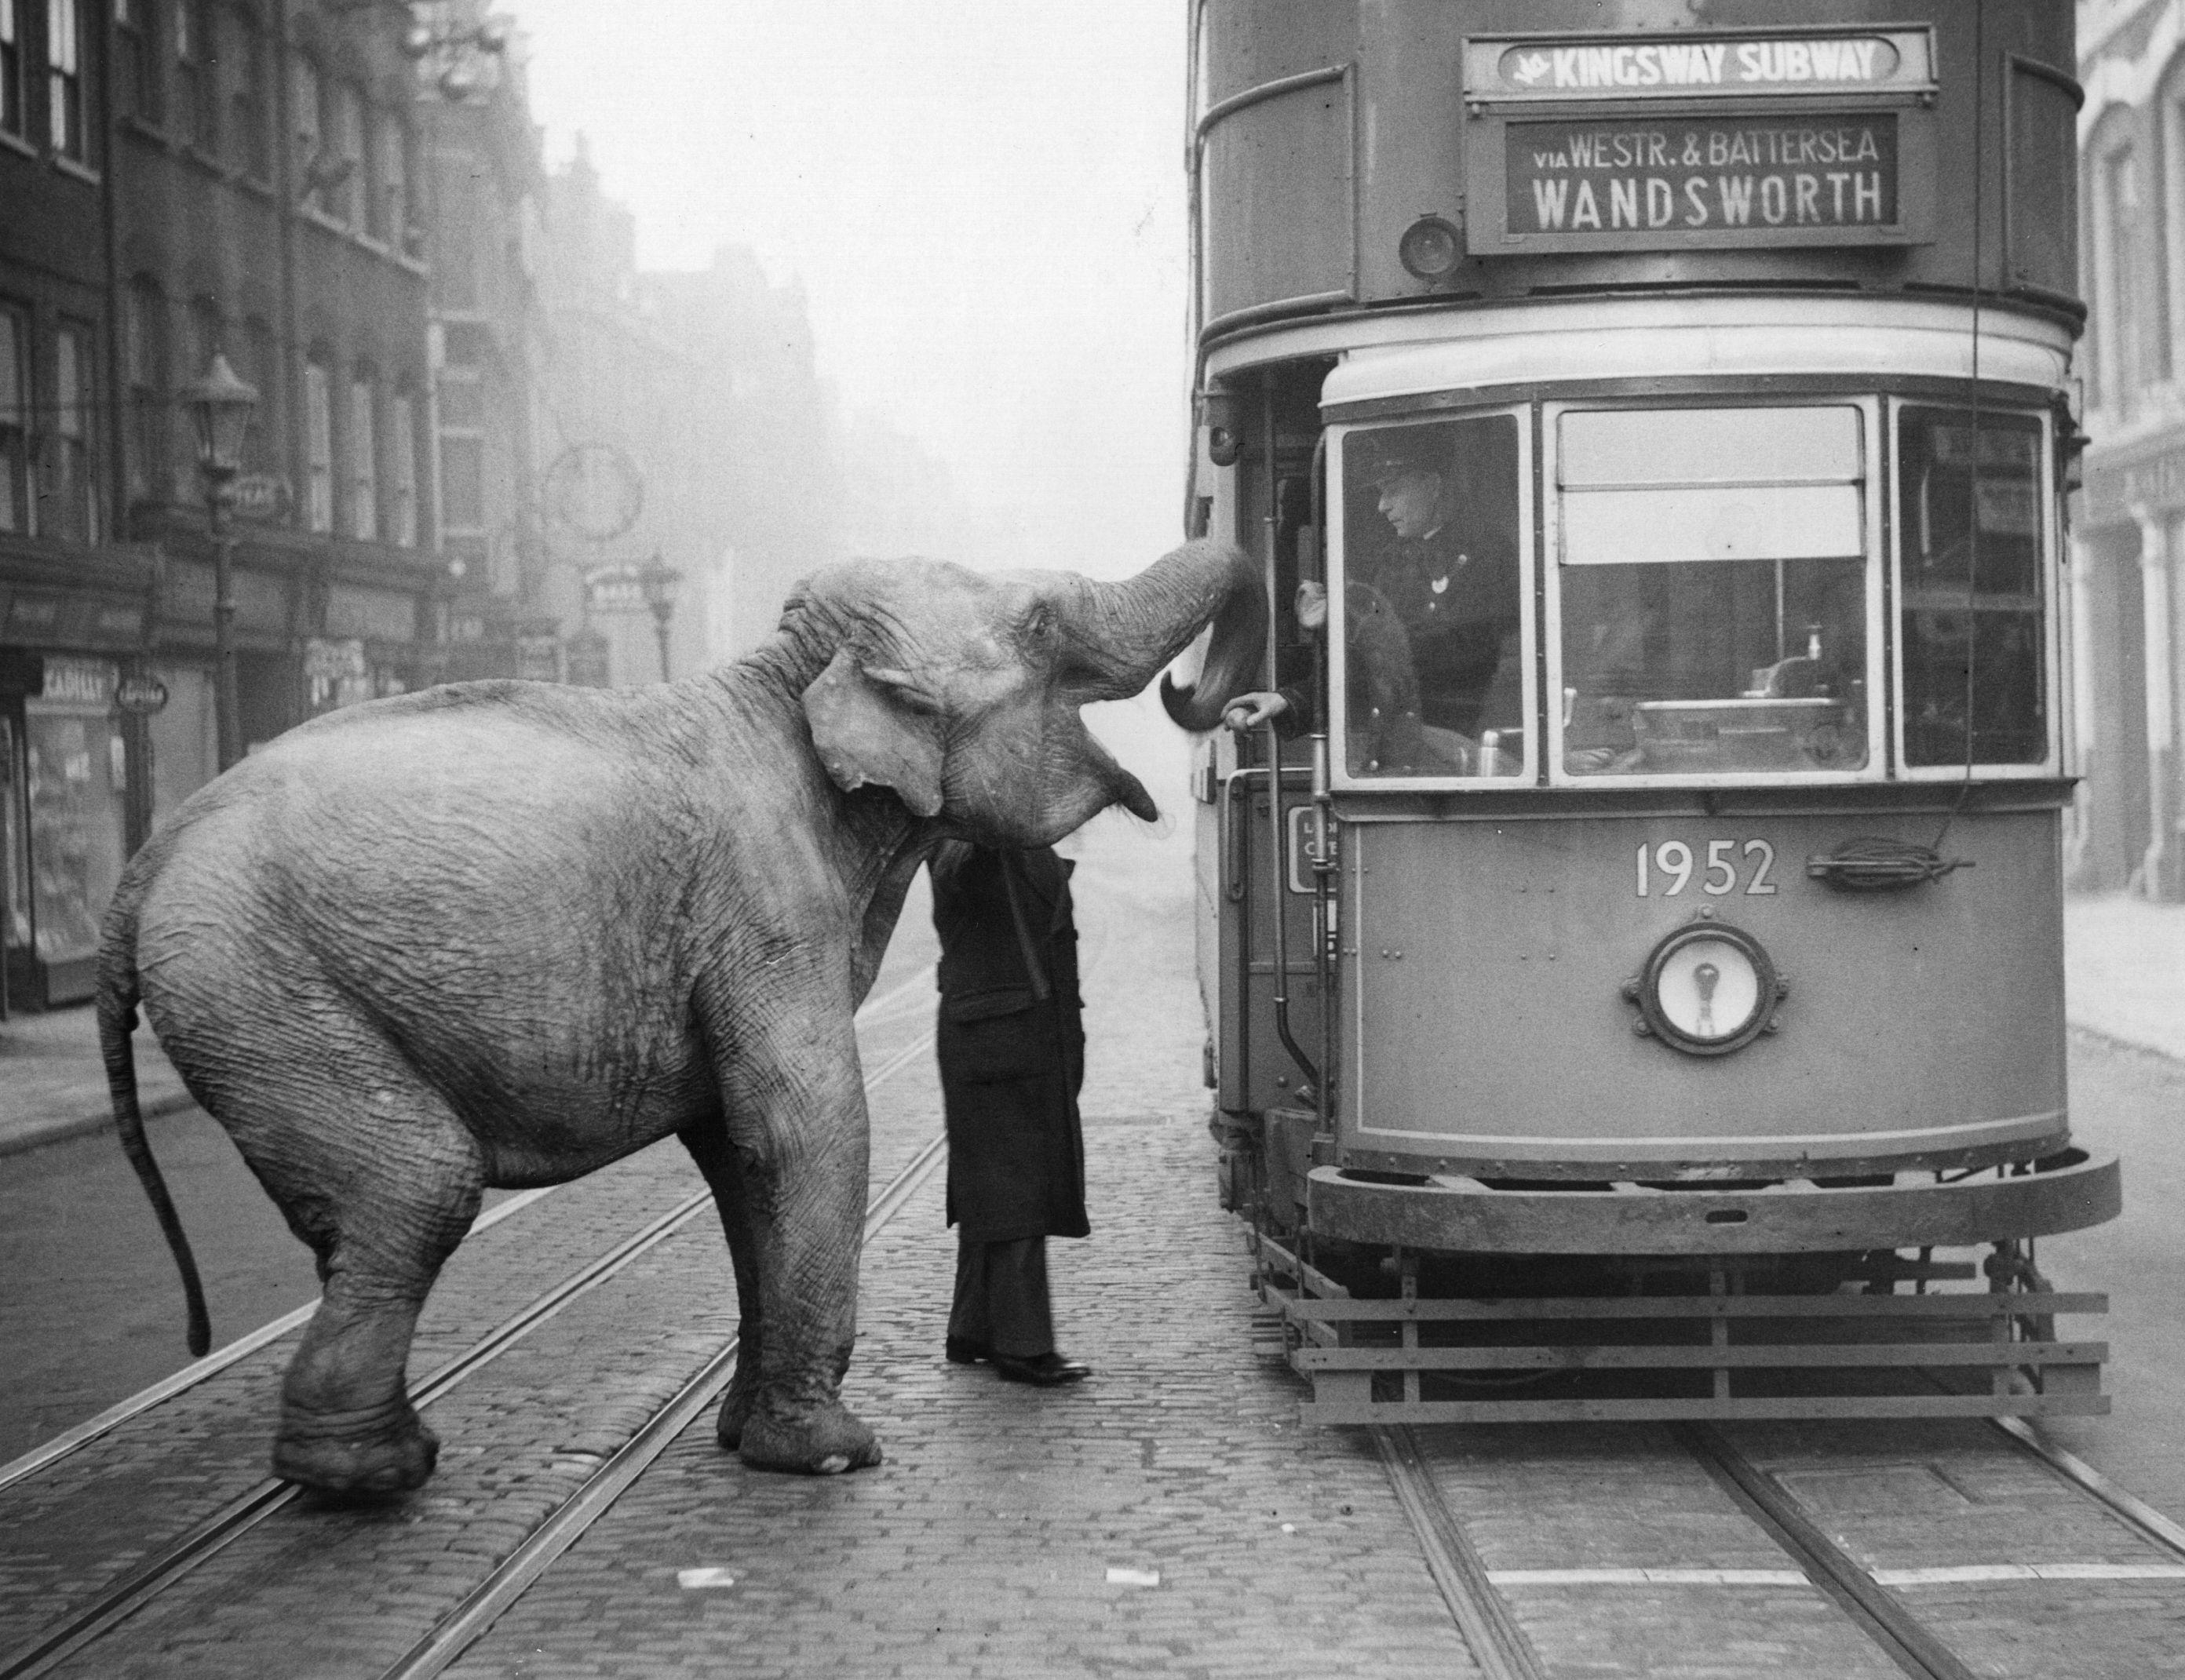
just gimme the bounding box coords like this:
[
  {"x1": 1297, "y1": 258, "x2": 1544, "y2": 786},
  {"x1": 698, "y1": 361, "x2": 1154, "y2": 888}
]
[{"x1": 103, "y1": 538, "x2": 1264, "y2": 1496}]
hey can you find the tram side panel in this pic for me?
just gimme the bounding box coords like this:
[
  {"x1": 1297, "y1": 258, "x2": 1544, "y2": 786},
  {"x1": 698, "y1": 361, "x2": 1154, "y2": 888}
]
[{"x1": 1337, "y1": 805, "x2": 2068, "y2": 1181}]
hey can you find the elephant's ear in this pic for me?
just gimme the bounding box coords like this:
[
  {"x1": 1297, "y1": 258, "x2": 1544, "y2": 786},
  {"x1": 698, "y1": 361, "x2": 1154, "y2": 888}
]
[{"x1": 801, "y1": 648, "x2": 946, "y2": 818}]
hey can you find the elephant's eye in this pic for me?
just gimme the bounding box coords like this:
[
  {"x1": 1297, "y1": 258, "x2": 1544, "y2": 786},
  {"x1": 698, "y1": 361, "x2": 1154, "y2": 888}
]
[{"x1": 1024, "y1": 607, "x2": 1056, "y2": 645}]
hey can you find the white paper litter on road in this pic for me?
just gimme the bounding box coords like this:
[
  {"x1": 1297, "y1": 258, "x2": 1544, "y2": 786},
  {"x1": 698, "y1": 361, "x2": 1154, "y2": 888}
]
[
  {"x1": 677, "y1": 1568, "x2": 737, "y2": 1589},
  {"x1": 1105, "y1": 1566, "x2": 1161, "y2": 1587}
]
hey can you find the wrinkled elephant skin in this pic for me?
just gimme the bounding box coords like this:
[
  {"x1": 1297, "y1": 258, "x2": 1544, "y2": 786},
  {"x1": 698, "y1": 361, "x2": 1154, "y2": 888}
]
[{"x1": 100, "y1": 543, "x2": 1255, "y2": 1495}]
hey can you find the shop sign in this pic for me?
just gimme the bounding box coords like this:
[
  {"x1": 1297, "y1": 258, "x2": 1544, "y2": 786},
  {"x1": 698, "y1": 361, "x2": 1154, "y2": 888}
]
[
  {"x1": 115, "y1": 675, "x2": 170, "y2": 716},
  {"x1": 1507, "y1": 114, "x2": 1899, "y2": 239},
  {"x1": 231, "y1": 474, "x2": 291, "y2": 520},
  {"x1": 1465, "y1": 30, "x2": 1936, "y2": 104},
  {"x1": 38, "y1": 657, "x2": 119, "y2": 706}
]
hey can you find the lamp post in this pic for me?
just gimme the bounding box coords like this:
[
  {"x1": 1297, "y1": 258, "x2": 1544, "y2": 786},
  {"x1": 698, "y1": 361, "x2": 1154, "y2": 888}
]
[
  {"x1": 637, "y1": 553, "x2": 683, "y2": 681},
  {"x1": 180, "y1": 354, "x2": 259, "y2": 773}
]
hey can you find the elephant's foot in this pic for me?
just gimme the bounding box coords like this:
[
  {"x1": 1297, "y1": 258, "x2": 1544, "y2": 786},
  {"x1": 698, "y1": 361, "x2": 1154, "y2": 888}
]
[
  {"x1": 737, "y1": 1398, "x2": 881, "y2": 1476},
  {"x1": 273, "y1": 1394, "x2": 439, "y2": 1496}
]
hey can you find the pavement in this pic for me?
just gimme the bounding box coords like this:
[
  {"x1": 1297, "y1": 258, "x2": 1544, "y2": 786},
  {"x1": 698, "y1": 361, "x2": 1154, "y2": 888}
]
[{"x1": 2, "y1": 891, "x2": 2180, "y2": 1160}]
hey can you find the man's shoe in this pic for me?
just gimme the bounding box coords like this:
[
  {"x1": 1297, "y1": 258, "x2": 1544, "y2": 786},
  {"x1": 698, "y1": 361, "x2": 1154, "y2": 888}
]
[
  {"x1": 945, "y1": 1336, "x2": 990, "y2": 1365},
  {"x1": 993, "y1": 1351, "x2": 1091, "y2": 1387}
]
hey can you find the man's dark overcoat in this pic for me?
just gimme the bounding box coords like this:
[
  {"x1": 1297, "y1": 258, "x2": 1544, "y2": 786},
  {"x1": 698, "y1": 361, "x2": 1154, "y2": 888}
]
[{"x1": 928, "y1": 842, "x2": 1089, "y2": 1243}]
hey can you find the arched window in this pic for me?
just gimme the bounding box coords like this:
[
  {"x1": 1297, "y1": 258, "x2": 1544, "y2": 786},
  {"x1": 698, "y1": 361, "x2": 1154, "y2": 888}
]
[{"x1": 2088, "y1": 110, "x2": 2144, "y2": 421}]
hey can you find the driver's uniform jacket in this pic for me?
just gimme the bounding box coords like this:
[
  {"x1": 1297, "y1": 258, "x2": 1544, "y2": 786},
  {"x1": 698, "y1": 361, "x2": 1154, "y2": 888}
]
[{"x1": 928, "y1": 842, "x2": 1089, "y2": 1243}]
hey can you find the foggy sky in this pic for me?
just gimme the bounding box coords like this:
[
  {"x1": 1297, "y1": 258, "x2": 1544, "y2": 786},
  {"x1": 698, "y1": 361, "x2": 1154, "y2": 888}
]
[{"x1": 505, "y1": 0, "x2": 1193, "y2": 581}]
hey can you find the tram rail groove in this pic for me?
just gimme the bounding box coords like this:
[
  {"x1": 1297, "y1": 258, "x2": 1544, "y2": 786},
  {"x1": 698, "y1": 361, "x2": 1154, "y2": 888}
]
[
  {"x1": 0, "y1": 1026, "x2": 935, "y2": 1680},
  {"x1": 1371, "y1": 1424, "x2": 1548, "y2": 1680},
  {"x1": 0, "y1": 963, "x2": 938, "y2": 1499},
  {"x1": 1672, "y1": 1422, "x2": 1984, "y2": 1680},
  {"x1": 378, "y1": 1130, "x2": 950, "y2": 1680}
]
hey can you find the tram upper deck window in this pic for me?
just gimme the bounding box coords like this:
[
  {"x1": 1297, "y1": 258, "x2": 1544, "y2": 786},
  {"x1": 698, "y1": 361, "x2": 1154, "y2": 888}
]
[
  {"x1": 1895, "y1": 408, "x2": 2048, "y2": 769},
  {"x1": 1335, "y1": 414, "x2": 1525, "y2": 780},
  {"x1": 1553, "y1": 406, "x2": 1870, "y2": 780}
]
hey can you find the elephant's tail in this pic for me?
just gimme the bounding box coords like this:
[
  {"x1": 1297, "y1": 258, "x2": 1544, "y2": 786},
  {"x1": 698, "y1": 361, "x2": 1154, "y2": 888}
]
[{"x1": 99, "y1": 857, "x2": 210, "y2": 1358}]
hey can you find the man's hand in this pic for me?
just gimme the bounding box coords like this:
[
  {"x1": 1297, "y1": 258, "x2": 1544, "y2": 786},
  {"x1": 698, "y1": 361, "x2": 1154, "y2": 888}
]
[
  {"x1": 1294, "y1": 579, "x2": 1328, "y2": 631},
  {"x1": 1223, "y1": 691, "x2": 1290, "y2": 731}
]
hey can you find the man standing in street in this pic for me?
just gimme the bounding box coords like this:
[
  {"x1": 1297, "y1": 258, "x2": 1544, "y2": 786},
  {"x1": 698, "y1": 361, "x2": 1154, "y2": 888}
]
[{"x1": 928, "y1": 841, "x2": 1092, "y2": 1387}]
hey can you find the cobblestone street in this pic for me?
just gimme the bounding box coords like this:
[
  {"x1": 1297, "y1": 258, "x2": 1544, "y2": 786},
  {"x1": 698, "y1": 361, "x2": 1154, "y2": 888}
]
[{"x1": 447, "y1": 824, "x2": 1475, "y2": 1679}]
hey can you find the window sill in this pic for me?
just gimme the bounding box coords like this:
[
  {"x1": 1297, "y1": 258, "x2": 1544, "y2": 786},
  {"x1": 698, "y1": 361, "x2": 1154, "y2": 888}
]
[
  {"x1": 121, "y1": 115, "x2": 169, "y2": 147},
  {"x1": 53, "y1": 155, "x2": 100, "y2": 186},
  {"x1": 0, "y1": 129, "x2": 37, "y2": 161}
]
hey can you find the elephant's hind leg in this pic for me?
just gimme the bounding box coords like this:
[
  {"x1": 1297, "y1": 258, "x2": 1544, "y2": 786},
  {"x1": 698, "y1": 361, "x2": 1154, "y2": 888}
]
[{"x1": 223, "y1": 1059, "x2": 486, "y2": 1497}]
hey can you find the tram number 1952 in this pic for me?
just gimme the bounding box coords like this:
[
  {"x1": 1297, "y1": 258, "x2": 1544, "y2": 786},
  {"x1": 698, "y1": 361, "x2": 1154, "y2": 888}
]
[{"x1": 1636, "y1": 839, "x2": 1778, "y2": 898}]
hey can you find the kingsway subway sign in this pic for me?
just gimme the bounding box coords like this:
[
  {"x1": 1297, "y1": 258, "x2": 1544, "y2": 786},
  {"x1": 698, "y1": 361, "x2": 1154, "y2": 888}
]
[{"x1": 1464, "y1": 29, "x2": 1937, "y2": 104}]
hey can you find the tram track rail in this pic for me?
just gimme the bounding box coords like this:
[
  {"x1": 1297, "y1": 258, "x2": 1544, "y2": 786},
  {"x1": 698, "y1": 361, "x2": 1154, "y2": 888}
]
[
  {"x1": 1374, "y1": 1403, "x2": 2185, "y2": 1680},
  {"x1": 0, "y1": 964, "x2": 940, "y2": 1680}
]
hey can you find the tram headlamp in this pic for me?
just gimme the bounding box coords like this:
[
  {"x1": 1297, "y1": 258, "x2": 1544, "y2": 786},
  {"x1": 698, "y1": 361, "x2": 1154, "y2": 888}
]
[
  {"x1": 1398, "y1": 216, "x2": 1464, "y2": 282},
  {"x1": 1202, "y1": 392, "x2": 1242, "y2": 468},
  {"x1": 1624, "y1": 917, "x2": 1786, "y2": 1057}
]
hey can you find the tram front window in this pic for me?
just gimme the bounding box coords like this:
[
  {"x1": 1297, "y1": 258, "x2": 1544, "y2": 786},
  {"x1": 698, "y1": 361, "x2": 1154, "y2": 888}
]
[
  {"x1": 1555, "y1": 406, "x2": 1869, "y2": 778},
  {"x1": 1337, "y1": 414, "x2": 1525, "y2": 778},
  {"x1": 1897, "y1": 407, "x2": 2046, "y2": 767}
]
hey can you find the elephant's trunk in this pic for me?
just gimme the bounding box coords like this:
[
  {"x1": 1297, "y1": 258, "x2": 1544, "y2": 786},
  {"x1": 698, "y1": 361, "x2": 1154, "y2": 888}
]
[{"x1": 1060, "y1": 540, "x2": 1261, "y2": 713}]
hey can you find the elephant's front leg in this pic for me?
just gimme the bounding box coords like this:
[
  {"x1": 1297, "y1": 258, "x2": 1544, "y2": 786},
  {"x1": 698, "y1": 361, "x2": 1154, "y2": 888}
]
[
  {"x1": 677, "y1": 1112, "x2": 765, "y2": 1451},
  {"x1": 711, "y1": 1004, "x2": 881, "y2": 1475}
]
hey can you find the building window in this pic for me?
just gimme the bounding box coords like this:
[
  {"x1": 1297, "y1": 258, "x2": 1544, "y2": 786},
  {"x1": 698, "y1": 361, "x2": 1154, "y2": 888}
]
[
  {"x1": 305, "y1": 356, "x2": 333, "y2": 531},
  {"x1": 389, "y1": 389, "x2": 416, "y2": 545},
  {"x1": 226, "y1": 5, "x2": 266, "y2": 179},
  {"x1": 122, "y1": 278, "x2": 165, "y2": 501},
  {"x1": 114, "y1": 0, "x2": 158, "y2": 123},
  {"x1": 0, "y1": 305, "x2": 28, "y2": 534},
  {"x1": 238, "y1": 314, "x2": 276, "y2": 477},
  {"x1": 2, "y1": 0, "x2": 24, "y2": 139},
  {"x1": 332, "y1": 81, "x2": 363, "y2": 228},
  {"x1": 49, "y1": 323, "x2": 95, "y2": 541},
  {"x1": 46, "y1": 0, "x2": 84, "y2": 159},
  {"x1": 382, "y1": 122, "x2": 411, "y2": 253},
  {"x1": 173, "y1": 0, "x2": 210, "y2": 152},
  {"x1": 348, "y1": 373, "x2": 377, "y2": 539},
  {"x1": 2093, "y1": 140, "x2": 2141, "y2": 418}
]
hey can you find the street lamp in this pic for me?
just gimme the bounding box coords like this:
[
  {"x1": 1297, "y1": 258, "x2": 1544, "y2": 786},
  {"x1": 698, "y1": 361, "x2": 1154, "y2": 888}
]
[
  {"x1": 179, "y1": 353, "x2": 258, "y2": 773},
  {"x1": 637, "y1": 553, "x2": 683, "y2": 680}
]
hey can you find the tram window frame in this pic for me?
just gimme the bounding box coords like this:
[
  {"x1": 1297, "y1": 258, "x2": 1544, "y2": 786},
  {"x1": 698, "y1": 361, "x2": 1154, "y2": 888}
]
[
  {"x1": 1542, "y1": 398, "x2": 1887, "y2": 788},
  {"x1": 1326, "y1": 408, "x2": 1539, "y2": 792},
  {"x1": 1888, "y1": 400, "x2": 2059, "y2": 779}
]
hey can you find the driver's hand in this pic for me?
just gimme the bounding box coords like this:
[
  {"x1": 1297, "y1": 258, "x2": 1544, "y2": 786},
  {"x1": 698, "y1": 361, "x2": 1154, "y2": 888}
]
[
  {"x1": 1223, "y1": 691, "x2": 1290, "y2": 731},
  {"x1": 1294, "y1": 580, "x2": 1327, "y2": 631}
]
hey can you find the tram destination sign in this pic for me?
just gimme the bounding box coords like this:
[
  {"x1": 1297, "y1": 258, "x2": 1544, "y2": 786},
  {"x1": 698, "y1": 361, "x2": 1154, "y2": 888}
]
[
  {"x1": 1461, "y1": 27, "x2": 1935, "y2": 254},
  {"x1": 1508, "y1": 113, "x2": 1899, "y2": 242},
  {"x1": 1463, "y1": 28, "x2": 1937, "y2": 106}
]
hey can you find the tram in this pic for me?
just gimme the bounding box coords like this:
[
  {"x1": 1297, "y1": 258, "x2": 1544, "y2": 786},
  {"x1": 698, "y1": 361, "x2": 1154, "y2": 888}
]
[{"x1": 1168, "y1": 0, "x2": 2123, "y2": 1423}]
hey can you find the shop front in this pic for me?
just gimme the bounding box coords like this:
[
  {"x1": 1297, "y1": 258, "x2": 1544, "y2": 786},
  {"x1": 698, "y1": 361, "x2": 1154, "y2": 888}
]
[{"x1": 2, "y1": 654, "x2": 133, "y2": 1009}]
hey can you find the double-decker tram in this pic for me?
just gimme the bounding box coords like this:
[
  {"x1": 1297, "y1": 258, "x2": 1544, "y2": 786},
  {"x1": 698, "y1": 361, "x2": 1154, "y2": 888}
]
[{"x1": 1169, "y1": 0, "x2": 2123, "y2": 1423}]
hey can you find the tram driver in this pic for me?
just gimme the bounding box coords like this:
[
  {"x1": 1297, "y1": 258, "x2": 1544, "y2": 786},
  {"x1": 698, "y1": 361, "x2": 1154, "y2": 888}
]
[{"x1": 1224, "y1": 421, "x2": 1524, "y2": 778}]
